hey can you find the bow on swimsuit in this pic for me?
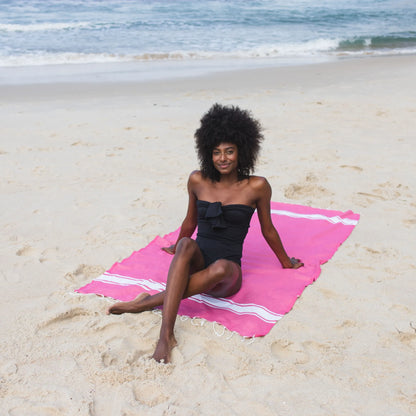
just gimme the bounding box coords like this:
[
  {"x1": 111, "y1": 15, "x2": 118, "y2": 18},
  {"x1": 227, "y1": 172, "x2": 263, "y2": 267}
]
[{"x1": 196, "y1": 200, "x2": 255, "y2": 267}]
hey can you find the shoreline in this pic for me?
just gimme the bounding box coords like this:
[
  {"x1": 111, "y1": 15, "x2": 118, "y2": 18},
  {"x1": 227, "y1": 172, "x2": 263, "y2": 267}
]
[
  {"x1": 0, "y1": 54, "x2": 335, "y2": 86},
  {"x1": 1, "y1": 54, "x2": 416, "y2": 104},
  {"x1": 0, "y1": 52, "x2": 414, "y2": 91}
]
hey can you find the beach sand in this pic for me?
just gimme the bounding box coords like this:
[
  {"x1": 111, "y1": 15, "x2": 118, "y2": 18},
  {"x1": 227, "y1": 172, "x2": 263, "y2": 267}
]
[{"x1": 1, "y1": 55, "x2": 415, "y2": 415}]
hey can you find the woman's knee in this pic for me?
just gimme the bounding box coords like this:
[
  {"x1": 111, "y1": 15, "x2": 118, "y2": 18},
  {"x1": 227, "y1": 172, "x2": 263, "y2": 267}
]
[
  {"x1": 206, "y1": 260, "x2": 242, "y2": 297},
  {"x1": 175, "y1": 237, "x2": 198, "y2": 256},
  {"x1": 209, "y1": 259, "x2": 231, "y2": 280}
]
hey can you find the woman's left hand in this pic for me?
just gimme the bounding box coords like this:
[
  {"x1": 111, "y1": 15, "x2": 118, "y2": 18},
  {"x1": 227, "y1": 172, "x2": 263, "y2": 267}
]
[{"x1": 289, "y1": 257, "x2": 303, "y2": 269}]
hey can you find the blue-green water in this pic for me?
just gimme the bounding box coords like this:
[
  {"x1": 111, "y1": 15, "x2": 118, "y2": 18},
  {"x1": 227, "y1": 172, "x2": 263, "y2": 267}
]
[{"x1": 1, "y1": 0, "x2": 415, "y2": 81}]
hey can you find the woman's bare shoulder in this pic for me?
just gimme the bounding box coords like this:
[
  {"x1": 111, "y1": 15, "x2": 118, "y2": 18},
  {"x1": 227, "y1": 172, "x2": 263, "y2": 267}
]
[
  {"x1": 188, "y1": 170, "x2": 207, "y2": 193},
  {"x1": 189, "y1": 170, "x2": 203, "y2": 183},
  {"x1": 248, "y1": 175, "x2": 271, "y2": 190}
]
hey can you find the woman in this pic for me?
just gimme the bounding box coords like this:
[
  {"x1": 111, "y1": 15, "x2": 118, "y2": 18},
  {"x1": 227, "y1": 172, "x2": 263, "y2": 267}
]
[{"x1": 108, "y1": 104, "x2": 303, "y2": 363}]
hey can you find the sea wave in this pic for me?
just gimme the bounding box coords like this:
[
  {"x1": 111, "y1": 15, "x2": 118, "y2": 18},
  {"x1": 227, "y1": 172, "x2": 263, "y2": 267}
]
[
  {"x1": 337, "y1": 34, "x2": 416, "y2": 51},
  {"x1": 0, "y1": 38, "x2": 341, "y2": 67},
  {"x1": 0, "y1": 22, "x2": 91, "y2": 32},
  {"x1": 1, "y1": 37, "x2": 415, "y2": 68}
]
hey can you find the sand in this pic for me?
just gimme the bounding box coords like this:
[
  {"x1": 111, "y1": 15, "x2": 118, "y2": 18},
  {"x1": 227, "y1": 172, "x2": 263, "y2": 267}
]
[{"x1": 1, "y1": 55, "x2": 415, "y2": 415}]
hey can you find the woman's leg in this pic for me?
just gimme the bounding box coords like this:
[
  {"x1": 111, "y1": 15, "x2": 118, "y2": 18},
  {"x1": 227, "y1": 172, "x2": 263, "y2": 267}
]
[
  {"x1": 107, "y1": 258, "x2": 241, "y2": 315},
  {"x1": 108, "y1": 237, "x2": 242, "y2": 362},
  {"x1": 151, "y1": 237, "x2": 205, "y2": 362},
  {"x1": 152, "y1": 257, "x2": 241, "y2": 363},
  {"x1": 107, "y1": 237, "x2": 205, "y2": 315}
]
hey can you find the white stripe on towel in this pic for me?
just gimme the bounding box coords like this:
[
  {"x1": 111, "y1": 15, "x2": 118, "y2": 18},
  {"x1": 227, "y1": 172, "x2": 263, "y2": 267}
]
[
  {"x1": 97, "y1": 272, "x2": 282, "y2": 323},
  {"x1": 270, "y1": 209, "x2": 358, "y2": 225}
]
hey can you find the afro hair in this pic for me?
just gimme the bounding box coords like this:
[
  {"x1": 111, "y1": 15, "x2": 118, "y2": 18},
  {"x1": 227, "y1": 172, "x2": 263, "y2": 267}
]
[{"x1": 194, "y1": 103, "x2": 263, "y2": 181}]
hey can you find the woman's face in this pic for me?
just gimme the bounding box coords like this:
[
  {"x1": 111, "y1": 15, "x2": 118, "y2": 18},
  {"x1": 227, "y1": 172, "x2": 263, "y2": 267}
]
[{"x1": 212, "y1": 142, "x2": 238, "y2": 175}]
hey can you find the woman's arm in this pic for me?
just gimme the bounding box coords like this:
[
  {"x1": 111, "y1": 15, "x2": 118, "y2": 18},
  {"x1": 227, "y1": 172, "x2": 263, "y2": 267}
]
[
  {"x1": 254, "y1": 177, "x2": 303, "y2": 269},
  {"x1": 162, "y1": 172, "x2": 199, "y2": 254}
]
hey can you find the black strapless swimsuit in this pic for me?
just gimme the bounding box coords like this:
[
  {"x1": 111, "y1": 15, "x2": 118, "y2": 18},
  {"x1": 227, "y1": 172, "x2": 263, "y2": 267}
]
[{"x1": 196, "y1": 200, "x2": 255, "y2": 267}]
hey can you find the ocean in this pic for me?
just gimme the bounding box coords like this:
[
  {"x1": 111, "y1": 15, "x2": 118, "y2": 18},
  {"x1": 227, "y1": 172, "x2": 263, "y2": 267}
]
[{"x1": 1, "y1": 0, "x2": 415, "y2": 83}]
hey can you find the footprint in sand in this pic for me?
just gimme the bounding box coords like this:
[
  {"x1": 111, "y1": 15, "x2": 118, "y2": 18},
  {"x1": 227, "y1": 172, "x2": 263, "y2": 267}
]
[
  {"x1": 101, "y1": 350, "x2": 118, "y2": 367},
  {"x1": 16, "y1": 245, "x2": 37, "y2": 257},
  {"x1": 355, "y1": 181, "x2": 410, "y2": 206},
  {"x1": 284, "y1": 173, "x2": 333, "y2": 200},
  {"x1": 37, "y1": 307, "x2": 91, "y2": 331},
  {"x1": 271, "y1": 340, "x2": 309, "y2": 364},
  {"x1": 397, "y1": 332, "x2": 416, "y2": 348},
  {"x1": 318, "y1": 287, "x2": 339, "y2": 300},
  {"x1": 105, "y1": 146, "x2": 124, "y2": 157},
  {"x1": 71, "y1": 140, "x2": 93, "y2": 147},
  {"x1": 64, "y1": 263, "x2": 104, "y2": 285},
  {"x1": 395, "y1": 323, "x2": 416, "y2": 348},
  {"x1": 142, "y1": 199, "x2": 161, "y2": 209},
  {"x1": 373, "y1": 182, "x2": 408, "y2": 199},
  {"x1": 301, "y1": 340, "x2": 330, "y2": 357},
  {"x1": 16, "y1": 244, "x2": 45, "y2": 264},
  {"x1": 39, "y1": 247, "x2": 59, "y2": 263},
  {"x1": 376, "y1": 109, "x2": 389, "y2": 117},
  {"x1": 101, "y1": 336, "x2": 130, "y2": 367},
  {"x1": 77, "y1": 264, "x2": 105, "y2": 278},
  {"x1": 74, "y1": 263, "x2": 105, "y2": 277},
  {"x1": 402, "y1": 218, "x2": 416, "y2": 227},
  {"x1": 284, "y1": 183, "x2": 332, "y2": 200},
  {"x1": 99, "y1": 327, "x2": 151, "y2": 367},
  {"x1": 132, "y1": 380, "x2": 169, "y2": 407},
  {"x1": 336, "y1": 320, "x2": 358, "y2": 329},
  {"x1": 340, "y1": 164, "x2": 363, "y2": 172}
]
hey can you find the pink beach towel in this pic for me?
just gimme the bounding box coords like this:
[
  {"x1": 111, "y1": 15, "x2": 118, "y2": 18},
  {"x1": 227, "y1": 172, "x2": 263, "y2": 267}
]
[{"x1": 76, "y1": 201, "x2": 359, "y2": 337}]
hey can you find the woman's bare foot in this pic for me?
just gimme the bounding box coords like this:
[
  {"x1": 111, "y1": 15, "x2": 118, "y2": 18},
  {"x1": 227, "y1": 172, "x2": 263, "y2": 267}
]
[
  {"x1": 152, "y1": 335, "x2": 177, "y2": 364},
  {"x1": 106, "y1": 293, "x2": 151, "y2": 315}
]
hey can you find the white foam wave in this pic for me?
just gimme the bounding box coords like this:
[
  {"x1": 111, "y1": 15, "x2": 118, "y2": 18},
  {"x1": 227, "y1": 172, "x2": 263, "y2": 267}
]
[
  {"x1": 0, "y1": 22, "x2": 91, "y2": 32},
  {"x1": 332, "y1": 47, "x2": 416, "y2": 57},
  {"x1": 1, "y1": 40, "x2": 414, "y2": 68},
  {"x1": 0, "y1": 50, "x2": 303, "y2": 68},
  {"x1": 0, "y1": 52, "x2": 134, "y2": 67},
  {"x1": 244, "y1": 38, "x2": 340, "y2": 57}
]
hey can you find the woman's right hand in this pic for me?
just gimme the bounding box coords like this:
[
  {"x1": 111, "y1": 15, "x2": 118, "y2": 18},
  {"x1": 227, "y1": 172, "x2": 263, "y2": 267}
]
[{"x1": 162, "y1": 245, "x2": 176, "y2": 255}]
